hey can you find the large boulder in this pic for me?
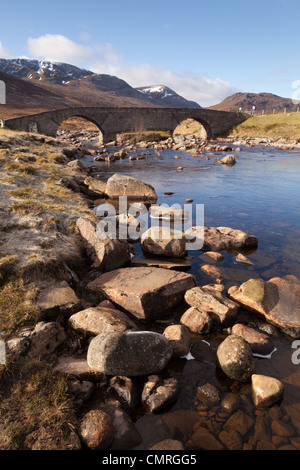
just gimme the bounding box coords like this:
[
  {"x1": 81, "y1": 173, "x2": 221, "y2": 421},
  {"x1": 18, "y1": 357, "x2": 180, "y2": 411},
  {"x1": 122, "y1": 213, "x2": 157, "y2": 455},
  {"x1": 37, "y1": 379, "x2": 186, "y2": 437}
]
[
  {"x1": 185, "y1": 226, "x2": 258, "y2": 252},
  {"x1": 184, "y1": 286, "x2": 239, "y2": 326},
  {"x1": 76, "y1": 217, "x2": 131, "y2": 272},
  {"x1": 141, "y1": 227, "x2": 187, "y2": 258},
  {"x1": 229, "y1": 275, "x2": 300, "y2": 338},
  {"x1": 87, "y1": 331, "x2": 173, "y2": 376},
  {"x1": 68, "y1": 306, "x2": 138, "y2": 336},
  {"x1": 86, "y1": 267, "x2": 197, "y2": 321},
  {"x1": 216, "y1": 334, "x2": 256, "y2": 382},
  {"x1": 105, "y1": 174, "x2": 157, "y2": 201}
]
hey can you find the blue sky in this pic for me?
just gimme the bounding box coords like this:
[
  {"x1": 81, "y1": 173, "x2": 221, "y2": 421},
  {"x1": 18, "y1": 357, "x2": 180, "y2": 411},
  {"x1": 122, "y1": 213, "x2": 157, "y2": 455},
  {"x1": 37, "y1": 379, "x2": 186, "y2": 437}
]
[{"x1": 0, "y1": 0, "x2": 300, "y2": 106}]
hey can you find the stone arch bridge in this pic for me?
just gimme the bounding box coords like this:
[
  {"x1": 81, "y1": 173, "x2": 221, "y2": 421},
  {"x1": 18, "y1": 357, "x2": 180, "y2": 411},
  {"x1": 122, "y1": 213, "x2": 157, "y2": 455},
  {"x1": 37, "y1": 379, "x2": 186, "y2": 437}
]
[{"x1": 1, "y1": 106, "x2": 246, "y2": 143}]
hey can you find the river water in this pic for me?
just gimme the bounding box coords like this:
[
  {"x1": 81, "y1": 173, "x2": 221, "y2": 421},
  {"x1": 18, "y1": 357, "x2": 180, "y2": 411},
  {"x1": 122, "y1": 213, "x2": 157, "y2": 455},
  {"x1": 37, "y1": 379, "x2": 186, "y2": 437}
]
[{"x1": 80, "y1": 139, "x2": 300, "y2": 450}]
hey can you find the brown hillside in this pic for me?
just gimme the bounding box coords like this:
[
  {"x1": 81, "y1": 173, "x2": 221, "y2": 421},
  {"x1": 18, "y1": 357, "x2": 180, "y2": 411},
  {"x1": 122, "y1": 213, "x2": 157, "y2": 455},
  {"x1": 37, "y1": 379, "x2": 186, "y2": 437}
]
[{"x1": 209, "y1": 92, "x2": 299, "y2": 114}]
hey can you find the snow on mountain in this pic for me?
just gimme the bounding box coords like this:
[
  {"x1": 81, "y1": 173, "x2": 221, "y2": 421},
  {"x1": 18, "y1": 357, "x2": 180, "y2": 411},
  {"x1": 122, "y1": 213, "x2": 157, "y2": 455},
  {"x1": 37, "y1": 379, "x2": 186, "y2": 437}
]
[
  {"x1": 0, "y1": 59, "x2": 202, "y2": 109},
  {"x1": 136, "y1": 85, "x2": 201, "y2": 108}
]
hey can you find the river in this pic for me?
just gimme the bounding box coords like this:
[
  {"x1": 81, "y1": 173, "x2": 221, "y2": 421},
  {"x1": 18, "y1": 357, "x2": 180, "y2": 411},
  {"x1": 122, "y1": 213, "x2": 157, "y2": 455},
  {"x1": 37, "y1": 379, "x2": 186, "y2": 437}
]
[{"x1": 80, "y1": 138, "x2": 300, "y2": 450}]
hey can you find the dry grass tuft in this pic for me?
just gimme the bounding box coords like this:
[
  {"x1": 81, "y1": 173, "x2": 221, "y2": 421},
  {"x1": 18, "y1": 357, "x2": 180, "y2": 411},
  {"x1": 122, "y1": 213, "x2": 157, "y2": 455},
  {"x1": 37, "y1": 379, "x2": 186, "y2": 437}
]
[{"x1": 0, "y1": 361, "x2": 77, "y2": 450}]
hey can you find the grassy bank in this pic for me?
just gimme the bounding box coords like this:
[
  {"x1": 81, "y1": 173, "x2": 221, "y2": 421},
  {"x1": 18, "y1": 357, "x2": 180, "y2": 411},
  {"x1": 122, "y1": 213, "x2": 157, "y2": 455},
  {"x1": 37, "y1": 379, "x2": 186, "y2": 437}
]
[
  {"x1": 0, "y1": 129, "x2": 93, "y2": 449},
  {"x1": 227, "y1": 112, "x2": 300, "y2": 141}
]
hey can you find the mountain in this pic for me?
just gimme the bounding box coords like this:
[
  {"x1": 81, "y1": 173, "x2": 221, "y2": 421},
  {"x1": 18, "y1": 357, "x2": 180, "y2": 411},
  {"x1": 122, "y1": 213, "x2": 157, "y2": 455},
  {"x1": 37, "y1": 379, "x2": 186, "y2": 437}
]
[
  {"x1": 0, "y1": 70, "x2": 82, "y2": 118},
  {"x1": 135, "y1": 85, "x2": 201, "y2": 108},
  {"x1": 0, "y1": 59, "x2": 200, "y2": 118},
  {"x1": 209, "y1": 92, "x2": 299, "y2": 114}
]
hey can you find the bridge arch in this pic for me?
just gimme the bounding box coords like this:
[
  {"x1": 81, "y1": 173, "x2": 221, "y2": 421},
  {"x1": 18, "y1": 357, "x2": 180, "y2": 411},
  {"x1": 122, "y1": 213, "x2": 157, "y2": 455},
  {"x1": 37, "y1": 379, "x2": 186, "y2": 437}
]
[
  {"x1": 173, "y1": 117, "x2": 211, "y2": 140},
  {"x1": 56, "y1": 114, "x2": 104, "y2": 143},
  {"x1": 172, "y1": 116, "x2": 212, "y2": 140}
]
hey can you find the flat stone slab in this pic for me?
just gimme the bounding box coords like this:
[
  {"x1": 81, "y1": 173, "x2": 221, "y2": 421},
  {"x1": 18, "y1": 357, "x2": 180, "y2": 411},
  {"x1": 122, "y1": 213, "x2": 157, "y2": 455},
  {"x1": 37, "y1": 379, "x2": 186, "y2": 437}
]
[
  {"x1": 149, "y1": 205, "x2": 189, "y2": 223},
  {"x1": 36, "y1": 281, "x2": 81, "y2": 320},
  {"x1": 131, "y1": 257, "x2": 191, "y2": 271},
  {"x1": 69, "y1": 307, "x2": 138, "y2": 336},
  {"x1": 185, "y1": 226, "x2": 258, "y2": 252},
  {"x1": 184, "y1": 286, "x2": 239, "y2": 326},
  {"x1": 54, "y1": 355, "x2": 105, "y2": 381},
  {"x1": 86, "y1": 267, "x2": 197, "y2": 321},
  {"x1": 229, "y1": 275, "x2": 300, "y2": 338}
]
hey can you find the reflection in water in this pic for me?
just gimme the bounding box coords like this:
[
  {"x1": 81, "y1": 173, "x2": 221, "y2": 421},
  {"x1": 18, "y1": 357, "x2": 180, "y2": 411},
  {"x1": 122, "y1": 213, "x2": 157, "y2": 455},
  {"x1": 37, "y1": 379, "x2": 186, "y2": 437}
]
[{"x1": 81, "y1": 141, "x2": 300, "y2": 450}]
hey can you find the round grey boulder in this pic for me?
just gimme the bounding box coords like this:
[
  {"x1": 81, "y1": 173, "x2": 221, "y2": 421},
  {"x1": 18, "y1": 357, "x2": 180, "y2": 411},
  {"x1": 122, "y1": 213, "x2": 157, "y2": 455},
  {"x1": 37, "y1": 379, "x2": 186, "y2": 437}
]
[{"x1": 87, "y1": 331, "x2": 173, "y2": 377}]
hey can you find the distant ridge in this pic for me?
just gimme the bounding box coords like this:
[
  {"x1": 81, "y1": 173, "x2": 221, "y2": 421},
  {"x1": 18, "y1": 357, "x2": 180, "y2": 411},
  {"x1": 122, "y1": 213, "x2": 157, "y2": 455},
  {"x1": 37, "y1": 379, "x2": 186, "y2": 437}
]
[{"x1": 209, "y1": 92, "x2": 300, "y2": 114}]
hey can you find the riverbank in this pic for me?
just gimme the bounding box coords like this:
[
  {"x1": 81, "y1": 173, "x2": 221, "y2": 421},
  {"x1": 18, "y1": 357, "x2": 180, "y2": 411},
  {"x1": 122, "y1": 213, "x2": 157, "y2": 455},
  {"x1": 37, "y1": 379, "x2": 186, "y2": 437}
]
[
  {"x1": 0, "y1": 129, "x2": 97, "y2": 449},
  {"x1": 226, "y1": 112, "x2": 300, "y2": 142}
]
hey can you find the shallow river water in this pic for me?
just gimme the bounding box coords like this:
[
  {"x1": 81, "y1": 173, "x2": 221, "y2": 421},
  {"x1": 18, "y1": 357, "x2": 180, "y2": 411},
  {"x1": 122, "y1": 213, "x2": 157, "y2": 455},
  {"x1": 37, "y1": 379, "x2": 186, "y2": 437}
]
[{"x1": 80, "y1": 139, "x2": 300, "y2": 450}]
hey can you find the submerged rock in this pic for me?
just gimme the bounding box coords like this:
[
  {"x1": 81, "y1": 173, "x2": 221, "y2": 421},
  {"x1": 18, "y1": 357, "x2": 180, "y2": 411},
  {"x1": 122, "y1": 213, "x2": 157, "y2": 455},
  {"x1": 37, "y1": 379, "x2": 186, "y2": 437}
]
[
  {"x1": 87, "y1": 331, "x2": 173, "y2": 376},
  {"x1": 196, "y1": 383, "x2": 222, "y2": 407},
  {"x1": 149, "y1": 439, "x2": 184, "y2": 451},
  {"x1": 142, "y1": 375, "x2": 180, "y2": 413},
  {"x1": 86, "y1": 267, "x2": 196, "y2": 321},
  {"x1": 229, "y1": 275, "x2": 300, "y2": 338}
]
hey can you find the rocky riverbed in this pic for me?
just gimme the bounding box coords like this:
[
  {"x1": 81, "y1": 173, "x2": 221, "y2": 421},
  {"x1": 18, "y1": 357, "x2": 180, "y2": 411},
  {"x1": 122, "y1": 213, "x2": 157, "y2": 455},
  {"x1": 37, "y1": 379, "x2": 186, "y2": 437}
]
[{"x1": 2, "y1": 129, "x2": 300, "y2": 450}]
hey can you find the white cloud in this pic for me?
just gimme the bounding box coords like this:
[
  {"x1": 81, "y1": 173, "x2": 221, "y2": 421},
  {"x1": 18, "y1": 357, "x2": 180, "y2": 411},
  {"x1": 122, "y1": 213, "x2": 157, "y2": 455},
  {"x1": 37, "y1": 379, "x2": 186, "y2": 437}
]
[
  {"x1": 91, "y1": 49, "x2": 238, "y2": 107},
  {"x1": 27, "y1": 34, "x2": 93, "y2": 64},
  {"x1": 0, "y1": 42, "x2": 14, "y2": 59},
  {"x1": 26, "y1": 34, "x2": 238, "y2": 106}
]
